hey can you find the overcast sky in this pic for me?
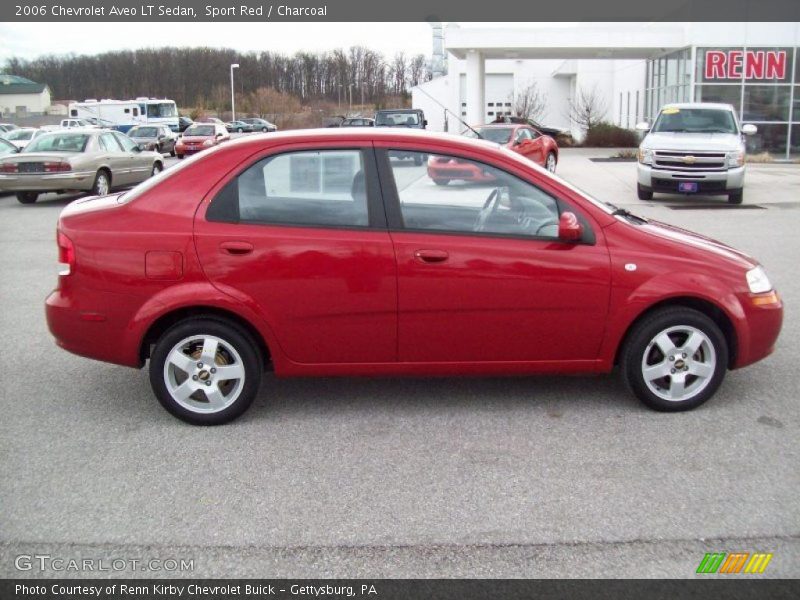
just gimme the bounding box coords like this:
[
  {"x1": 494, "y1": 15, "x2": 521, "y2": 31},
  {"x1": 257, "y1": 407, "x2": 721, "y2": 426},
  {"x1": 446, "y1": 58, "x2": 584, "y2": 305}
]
[{"x1": 0, "y1": 22, "x2": 439, "y2": 63}]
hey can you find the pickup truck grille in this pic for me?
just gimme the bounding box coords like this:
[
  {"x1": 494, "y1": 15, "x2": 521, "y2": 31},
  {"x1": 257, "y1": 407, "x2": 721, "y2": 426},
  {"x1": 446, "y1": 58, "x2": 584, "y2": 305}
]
[{"x1": 653, "y1": 151, "x2": 727, "y2": 172}]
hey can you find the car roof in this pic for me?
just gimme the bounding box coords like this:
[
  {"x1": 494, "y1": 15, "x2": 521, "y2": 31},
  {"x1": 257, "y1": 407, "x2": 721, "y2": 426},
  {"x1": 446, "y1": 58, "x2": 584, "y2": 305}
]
[
  {"x1": 221, "y1": 127, "x2": 499, "y2": 153},
  {"x1": 476, "y1": 123, "x2": 521, "y2": 129}
]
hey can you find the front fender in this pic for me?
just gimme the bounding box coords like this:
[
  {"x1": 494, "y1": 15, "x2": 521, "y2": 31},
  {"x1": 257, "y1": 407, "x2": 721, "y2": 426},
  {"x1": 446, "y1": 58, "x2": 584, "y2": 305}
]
[{"x1": 597, "y1": 271, "x2": 747, "y2": 369}]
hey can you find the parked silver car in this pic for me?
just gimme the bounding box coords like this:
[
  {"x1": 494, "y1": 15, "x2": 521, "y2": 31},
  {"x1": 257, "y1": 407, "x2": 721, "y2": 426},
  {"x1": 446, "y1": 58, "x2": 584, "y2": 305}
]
[{"x1": 0, "y1": 129, "x2": 163, "y2": 204}]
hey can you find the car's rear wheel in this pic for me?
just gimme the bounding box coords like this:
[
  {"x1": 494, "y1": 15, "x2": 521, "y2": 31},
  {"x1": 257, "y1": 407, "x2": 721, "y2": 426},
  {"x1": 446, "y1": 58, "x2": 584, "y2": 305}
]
[
  {"x1": 237, "y1": 127, "x2": 243, "y2": 133},
  {"x1": 91, "y1": 170, "x2": 110, "y2": 196},
  {"x1": 151, "y1": 162, "x2": 163, "y2": 177},
  {"x1": 637, "y1": 183, "x2": 653, "y2": 200},
  {"x1": 149, "y1": 318, "x2": 262, "y2": 425},
  {"x1": 413, "y1": 155, "x2": 423, "y2": 166},
  {"x1": 728, "y1": 189, "x2": 743, "y2": 204},
  {"x1": 261, "y1": 126, "x2": 267, "y2": 132},
  {"x1": 433, "y1": 178, "x2": 450, "y2": 186},
  {"x1": 545, "y1": 152, "x2": 557, "y2": 173},
  {"x1": 15, "y1": 192, "x2": 38, "y2": 204},
  {"x1": 621, "y1": 307, "x2": 728, "y2": 411}
]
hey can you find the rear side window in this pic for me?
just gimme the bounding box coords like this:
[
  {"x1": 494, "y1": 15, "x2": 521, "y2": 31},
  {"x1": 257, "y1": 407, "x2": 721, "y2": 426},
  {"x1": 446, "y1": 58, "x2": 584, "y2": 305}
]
[{"x1": 208, "y1": 149, "x2": 370, "y2": 228}]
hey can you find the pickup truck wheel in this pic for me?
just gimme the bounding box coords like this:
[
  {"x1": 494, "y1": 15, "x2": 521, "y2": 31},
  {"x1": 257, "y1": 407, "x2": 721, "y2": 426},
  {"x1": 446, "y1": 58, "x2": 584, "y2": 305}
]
[
  {"x1": 728, "y1": 189, "x2": 743, "y2": 205},
  {"x1": 149, "y1": 318, "x2": 262, "y2": 425},
  {"x1": 637, "y1": 184, "x2": 653, "y2": 200},
  {"x1": 621, "y1": 307, "x2": 727, "y2": 412},
  {"x1": 413, "y1": 155, "x2": 423, "y2": 166},
  {"x1": 15, "y1": 192, "x2": 38, "y2": 204}
]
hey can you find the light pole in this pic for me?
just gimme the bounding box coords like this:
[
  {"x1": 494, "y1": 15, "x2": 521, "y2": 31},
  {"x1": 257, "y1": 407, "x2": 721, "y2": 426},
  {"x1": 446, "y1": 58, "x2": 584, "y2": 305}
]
[
  {"x1": 348, "y1": 84, "x2": 353, "y2": 114},
  {"x1": 338, "y1": 84, "x2": 342, "y2": 109},
  {"x1": 230, "y1": 63, "x2": 239, "y2": 121}
]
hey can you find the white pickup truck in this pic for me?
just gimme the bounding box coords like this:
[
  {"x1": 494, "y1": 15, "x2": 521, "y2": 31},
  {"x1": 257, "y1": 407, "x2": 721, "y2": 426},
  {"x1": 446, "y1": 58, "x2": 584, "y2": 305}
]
[{"x1": 635, "y1": 103, "x2": 757, "y2": 205}]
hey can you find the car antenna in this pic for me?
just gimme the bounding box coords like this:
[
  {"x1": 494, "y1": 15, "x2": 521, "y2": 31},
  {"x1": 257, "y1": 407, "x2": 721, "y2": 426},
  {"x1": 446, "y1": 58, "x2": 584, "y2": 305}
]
[{"x1": 413, "y1": 84, "x2": 483, "y2": 139}]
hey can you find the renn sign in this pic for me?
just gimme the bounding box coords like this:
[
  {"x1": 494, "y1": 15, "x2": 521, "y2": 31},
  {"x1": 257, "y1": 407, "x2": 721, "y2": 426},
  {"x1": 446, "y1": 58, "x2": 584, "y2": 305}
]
[{"x1": 704, "y1": 50, "x2": 787, "y2": 80}]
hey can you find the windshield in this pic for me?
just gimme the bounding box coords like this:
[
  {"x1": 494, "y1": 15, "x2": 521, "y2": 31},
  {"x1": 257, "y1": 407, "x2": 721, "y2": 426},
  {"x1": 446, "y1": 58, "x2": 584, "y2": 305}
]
[
  {"x1": 376, "y1": 112, "x2": 420, "y2": 126},
  {"x1": 467, "y1": 127, "x2": 514, "y2": 144},
  {"x1": 184, "y1": 125, "x2": 214, "y2": 136},
  {"x1": 24, "y1": 133, "x2": 89, "y2": 153},
  {"x1": 4, "y1": 129, "x2": 35, "y2": 141},
  {"x1": 129, "y1": 127, "x2": 158, "y2": 137},
  {"x1": 147, "y1": 102, "x2": 177, "y2": 118},
  {"x1": 652, "y1": 108, "x2": 738, "y2": 134}
]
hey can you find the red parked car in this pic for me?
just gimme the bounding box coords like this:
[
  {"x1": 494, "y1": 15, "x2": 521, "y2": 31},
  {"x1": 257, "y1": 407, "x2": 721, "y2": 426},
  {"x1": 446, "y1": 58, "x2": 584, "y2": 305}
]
[
  {"x1": 46, "y1": 129, "x2": 782, "y2": 424},
  {"x1": 428, "y1": 124, "x2": 559, "y2": 185},
  {"x1": 174, "y1": 123, "x2": 229, "y2": 158}
]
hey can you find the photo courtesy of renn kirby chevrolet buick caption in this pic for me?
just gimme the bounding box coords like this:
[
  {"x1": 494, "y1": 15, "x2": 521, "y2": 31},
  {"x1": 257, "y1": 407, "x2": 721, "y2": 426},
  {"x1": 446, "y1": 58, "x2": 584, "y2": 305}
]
[{"x1": 45, "y1": 129, "x2": 783, "y2": 424}]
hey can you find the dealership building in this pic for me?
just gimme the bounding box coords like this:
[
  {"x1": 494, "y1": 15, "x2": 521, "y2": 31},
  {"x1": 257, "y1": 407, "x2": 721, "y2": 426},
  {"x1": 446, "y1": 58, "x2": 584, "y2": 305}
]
[{"x1": 412, "y1": 23, "x2": 800, "y2": 158}]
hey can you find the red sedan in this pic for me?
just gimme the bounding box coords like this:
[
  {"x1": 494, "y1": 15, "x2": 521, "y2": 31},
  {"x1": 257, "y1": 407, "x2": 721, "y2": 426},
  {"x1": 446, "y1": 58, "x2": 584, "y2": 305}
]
[
  {"x1": 174, "y1": 123, "x2": 229, "y2": 158},
  {"x1": 46, "y1": 129, "x2": 782, "y2": 424},
  {"x1": 474, "y1": 123, "x2": 559, "y2": 171}
]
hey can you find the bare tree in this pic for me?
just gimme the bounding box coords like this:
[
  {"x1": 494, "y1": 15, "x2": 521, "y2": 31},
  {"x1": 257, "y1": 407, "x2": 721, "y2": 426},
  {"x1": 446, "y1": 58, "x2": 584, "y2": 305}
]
[
  {"x1": 567, "y1": 84, "x2": 608, "y2": 131},
  {"x1": 512, "y1": 81, "x2": 547, "y2": 122}
]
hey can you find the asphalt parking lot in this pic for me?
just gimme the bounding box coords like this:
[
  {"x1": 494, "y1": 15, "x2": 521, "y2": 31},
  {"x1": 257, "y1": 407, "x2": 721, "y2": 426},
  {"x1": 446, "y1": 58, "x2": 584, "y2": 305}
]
[{"x1": 0, "y1": 148, "x2": 798, "y2": 578}]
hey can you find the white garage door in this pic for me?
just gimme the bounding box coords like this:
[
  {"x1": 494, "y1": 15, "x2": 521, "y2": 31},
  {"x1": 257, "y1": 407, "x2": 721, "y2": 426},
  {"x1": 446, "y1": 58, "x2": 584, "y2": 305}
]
[{"x1": 459, "y1": 73, "x2": 514, "y2": 123}]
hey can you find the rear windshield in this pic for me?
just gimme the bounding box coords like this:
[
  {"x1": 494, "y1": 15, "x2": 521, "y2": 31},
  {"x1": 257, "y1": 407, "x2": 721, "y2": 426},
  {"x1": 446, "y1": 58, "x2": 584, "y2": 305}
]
[
  {"x1": 24, "y1": 133, "x2": 89, "y2": 153},
  {"x1": 376, "y1": 112, "x2": 420, "y2": 126},
  {"x1": 129, "y1": 127, "x2": 158, "y2": 137},
  {"x1": 184, "y1": 125, "x2": 214, "y2": 136},
  {"x1": 470, "y1": 127, "x2": 514, "y2": 144},
  {"x1": 3, "y1": 129, "x2": 35, "y2": 141},
  {"x1": 652, "y1": 108, "x2": 737, "y2": 134}
]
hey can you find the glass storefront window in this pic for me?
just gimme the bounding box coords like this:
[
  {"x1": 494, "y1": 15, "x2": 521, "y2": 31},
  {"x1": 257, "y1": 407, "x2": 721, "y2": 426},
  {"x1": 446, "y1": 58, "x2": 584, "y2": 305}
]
[
  {"x1": 791, "y1": 124, "x2": 800, "y2": 156},
  {"x1": 793, "y1": 86, "x2": 800, "y2": 121},
  {"x1": 744, "y1": 123, "x2": 788, "y2": 155},
  {"x1": 695, "y1": 85, "x2": 742, "y2": 110},
  {"x1": 743, "y1": 86, "x2": 791, "y2": 122}
]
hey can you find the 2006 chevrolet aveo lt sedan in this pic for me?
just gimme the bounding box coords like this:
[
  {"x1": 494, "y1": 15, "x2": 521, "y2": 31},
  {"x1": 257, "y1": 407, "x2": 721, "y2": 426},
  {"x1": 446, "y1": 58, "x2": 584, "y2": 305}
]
[{"x1": 45, "y1": 129, "x2": 783, "y2": 424}]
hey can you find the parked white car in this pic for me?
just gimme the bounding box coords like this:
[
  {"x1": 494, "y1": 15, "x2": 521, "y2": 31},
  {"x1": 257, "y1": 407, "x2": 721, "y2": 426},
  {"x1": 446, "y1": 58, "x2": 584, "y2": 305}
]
[
  {"x1": 636, "y1": 103, "x2": 757, "y2": 205},
  {"x1": 0, "y1": 127, "x2": 46, "y2": 150},
  {"x1": 60, "y1": 118, "x2": 102, "y2": 129}
]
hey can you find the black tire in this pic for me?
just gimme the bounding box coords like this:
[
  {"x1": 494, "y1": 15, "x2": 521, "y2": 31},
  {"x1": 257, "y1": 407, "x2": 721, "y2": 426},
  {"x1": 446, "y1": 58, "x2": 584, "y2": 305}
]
[
  {"x1": 637, "y1": 183, "x2": 653, "y2": 200},
  {"x1": 149, "y1": 318, "x2": 262, "y2": 425},
  {"x1": 261, "y1": 127, "x2": 267, "y2": 132},
  {"x1": 177, "y1": 154, "x2": 184, "y2": 159},
  {"x1": 433, "y1": 178, "x2": 450, "y2": 186},
  {"x1": 15, "y1": 192, "x2": 38, "y2": 204},
  {"x1": 728, "y1": 189, "x2": 743, "y2": 205},
  {"x1": 169, "y1": 147, "x2": 176, "y2": 157},
  {"x1": 91, "y1": 170, "x2": 111, "y2": 196},
  {"x1": 621, "y1": 307, "x2": 728, "y2": 412},
  {"x1": 237, "y1": 127, "x2": 243, "y2": 133},
  {"x1": 413, "y1": 155, "x2": 424, "y2": 166},
  {"x1": 151, "y1": 162, "x2": 163, "y2": 177}
]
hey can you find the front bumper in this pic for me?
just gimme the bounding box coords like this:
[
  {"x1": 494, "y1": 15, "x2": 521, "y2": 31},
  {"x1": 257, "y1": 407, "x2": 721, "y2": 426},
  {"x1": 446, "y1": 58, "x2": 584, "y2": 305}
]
[
  {"x1": 734, "y1": 292, "x2": 783, "y2": 368},
  {"x1": 637, "y1": 163, "x2": 745, "y2": 194},
  {"x1": 0, "y1": 170, "x2": 97, "y2": 192}
]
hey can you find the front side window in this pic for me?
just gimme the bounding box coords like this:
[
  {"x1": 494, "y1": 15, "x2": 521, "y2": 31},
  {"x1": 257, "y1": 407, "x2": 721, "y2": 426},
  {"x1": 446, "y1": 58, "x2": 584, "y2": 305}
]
[
  {"x1": 208, "y1": 149, "x2": 370, "y2": 228},
  {"x1": 388, "y1": 150, "x2": 561, "y2": 239}
]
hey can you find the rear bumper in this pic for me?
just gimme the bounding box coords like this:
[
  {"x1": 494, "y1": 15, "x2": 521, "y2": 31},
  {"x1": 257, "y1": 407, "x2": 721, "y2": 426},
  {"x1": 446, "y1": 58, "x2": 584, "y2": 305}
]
[
  {"x1": 637, "y1": 163, "x2": 745, "y2": 194},
  {"x1": 0, "y1": 171, "x2": 96, "y2": 192},
  {"x1": 46, "y1": 287, "x2": 142, "y2": 368}
]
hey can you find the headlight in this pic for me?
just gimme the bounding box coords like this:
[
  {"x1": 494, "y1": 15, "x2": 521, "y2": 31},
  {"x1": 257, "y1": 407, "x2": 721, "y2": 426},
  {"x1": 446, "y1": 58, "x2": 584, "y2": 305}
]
[
  {"x1": 202, "y1": 139, "x2": 213, "y2": 147},
  {"x1": 726, "y1": 150, "x2": 744, "y2": 168},
  {"x1": 746, "y1": 266, "x2": 772, "y2": 294},
  {"x1": 638, "y1": 147, "x2": 653, "y2": 165}
]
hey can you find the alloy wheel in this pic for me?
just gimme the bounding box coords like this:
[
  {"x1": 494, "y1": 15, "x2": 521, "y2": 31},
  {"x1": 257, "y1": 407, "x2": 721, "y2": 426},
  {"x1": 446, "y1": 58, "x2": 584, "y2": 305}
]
[{"x1": 641, "y1": 325, "x2": 716, "y2": 402}]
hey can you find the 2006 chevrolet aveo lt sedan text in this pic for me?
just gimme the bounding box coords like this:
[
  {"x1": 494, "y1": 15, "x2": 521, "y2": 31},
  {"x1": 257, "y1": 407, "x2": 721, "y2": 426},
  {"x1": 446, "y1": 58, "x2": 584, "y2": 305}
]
[{"x1": 45, "y1": 129, "x2": 783, "y2": 424}]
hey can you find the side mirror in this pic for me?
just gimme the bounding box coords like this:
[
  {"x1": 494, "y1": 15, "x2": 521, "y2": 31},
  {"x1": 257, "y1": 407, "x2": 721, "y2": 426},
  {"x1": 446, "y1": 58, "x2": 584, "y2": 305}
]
[
  {"x1": 635, "y1": 122, "x2": 651, "y2": 132},
  {"x1": 558, "y1": 211, "x2": 583, "y2": 242},
  {"x1": 216, "y1": 133, "x2": 223, "y2": 138},
  {"x1": 132, "y1": 146, "x2": 141, "y2": 153},
  {"x1": 423, "y1": 120, "x2": 428, "y2": 128},
  {"x1": 741, "y1": 123, "x2": 758, "y2": 135}
]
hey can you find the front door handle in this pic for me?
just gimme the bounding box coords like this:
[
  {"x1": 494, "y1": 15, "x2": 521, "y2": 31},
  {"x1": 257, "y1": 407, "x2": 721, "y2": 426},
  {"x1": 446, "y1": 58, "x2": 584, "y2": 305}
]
[
  {"x1": 414, "y1": 249, "x2": 449, "y2": 264},
  {"x1": 220, "y1": 241, "x2": 254, "y2": 255}
]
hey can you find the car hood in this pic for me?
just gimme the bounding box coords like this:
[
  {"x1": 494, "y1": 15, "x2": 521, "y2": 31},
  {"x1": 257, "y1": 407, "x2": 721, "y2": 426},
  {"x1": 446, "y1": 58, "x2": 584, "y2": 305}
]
[
  {"x1": 643, "y1": 132, "x2": 742, "y2": 152},
  {"x1": 637, "y1": 218, "x2": 756, "y2": 270}
]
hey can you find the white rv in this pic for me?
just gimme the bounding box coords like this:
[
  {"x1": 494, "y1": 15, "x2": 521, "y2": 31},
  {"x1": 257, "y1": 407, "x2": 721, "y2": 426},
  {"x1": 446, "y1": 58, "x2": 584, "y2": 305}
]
[{"x1": 68, "y1": 98, "x2": 179, "y2": 132}]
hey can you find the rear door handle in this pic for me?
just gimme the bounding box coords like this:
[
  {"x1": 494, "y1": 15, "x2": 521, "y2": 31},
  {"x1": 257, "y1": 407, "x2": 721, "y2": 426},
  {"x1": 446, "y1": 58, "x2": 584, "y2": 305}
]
[
  {"x1": 414, "y1": 249, "x2": 449, "y2": 264},
  {"x1": 220, "y1": 241, "x2": 254, "y2": 255}
]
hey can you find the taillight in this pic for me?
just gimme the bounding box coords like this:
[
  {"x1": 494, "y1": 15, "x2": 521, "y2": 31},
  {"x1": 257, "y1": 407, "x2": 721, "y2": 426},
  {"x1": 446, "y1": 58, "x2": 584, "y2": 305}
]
[
  {"x1": 0, "y1": 163, "x2": 18, "y2": 173},
  {"x1": 57, "y1": 230, "x2": 76, "y2": 275},
  {"x1": 44, "y1": 162, "x2": 72, "y2": 173}
]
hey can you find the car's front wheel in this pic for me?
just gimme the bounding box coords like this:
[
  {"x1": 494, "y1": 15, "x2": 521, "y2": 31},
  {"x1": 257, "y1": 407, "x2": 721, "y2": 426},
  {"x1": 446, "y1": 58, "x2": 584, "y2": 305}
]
[
  {"x1": 151, "y1": 162, "x2": 163, "y2": 177},
  {"x1": 149, "y1": 318, "x2": 262, "y2": 425},
  {"x1": 545, "y1": 152, "x2": 557, "y2": 173},
  {"x1": 728, "y1": 189, "x2": 744, "y2": 204},
  {"x1": 621, "y1": 307, "x2": 728, "y2": 411},
  {"x1": 15, "y1": 192, "x2": 38, "y2": 204},
  {"x1": 637, "y1": 184, "x2": 653, "y2": 200}
]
